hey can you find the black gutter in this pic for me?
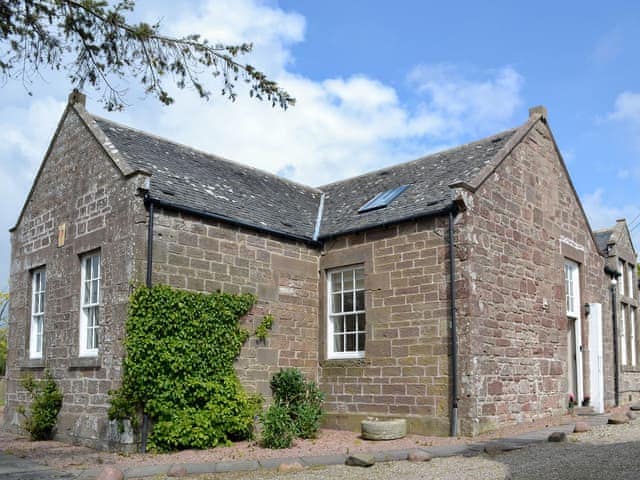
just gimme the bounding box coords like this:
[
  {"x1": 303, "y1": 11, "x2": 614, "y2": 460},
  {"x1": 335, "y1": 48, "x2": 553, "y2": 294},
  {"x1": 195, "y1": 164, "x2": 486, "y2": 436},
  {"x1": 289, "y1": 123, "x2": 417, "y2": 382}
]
[
  {"x1": 141, "y1": 194, "x2": 154, "y2": 453},
  {"x1": 147, "y1": 196, "x2": 321, "y2": 248},
  {"x1": 448, "y1": 208, "x2": 459, "y2": 437},
  {"x1": 318, "y1": 202, "x2": 453, "y2": 242}
]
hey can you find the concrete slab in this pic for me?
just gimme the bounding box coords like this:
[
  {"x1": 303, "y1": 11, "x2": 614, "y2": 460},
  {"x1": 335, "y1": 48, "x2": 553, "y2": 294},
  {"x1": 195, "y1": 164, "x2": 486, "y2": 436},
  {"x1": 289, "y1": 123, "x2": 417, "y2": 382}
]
[
  {"x1": 299, "y1": 454, "x2": 347, "y2": 466},
  {"x1": 185, "y1": 462, "x2": 217, "y2": 475},
  {"x1": 425, "y1": 444, "x2": 475, "y2": 458},
  {"x1": 0, "y1": 453, "x2": 51, "y2": 474},
  {"x1": 0, "y1": 453, "x2": 75, "y2": 479},
  {"x1": 372, "y1": 449, "x2": 411, "y2": 462},
  {"x1": 124, "y1": 464, "x2": 169, "y2": 477},
  {"x1": 215, "y1": 460, "x2": 260, "y2": 473},
  {"x1": 257, "y1": 457, "x2": 292, "y2": 469}
]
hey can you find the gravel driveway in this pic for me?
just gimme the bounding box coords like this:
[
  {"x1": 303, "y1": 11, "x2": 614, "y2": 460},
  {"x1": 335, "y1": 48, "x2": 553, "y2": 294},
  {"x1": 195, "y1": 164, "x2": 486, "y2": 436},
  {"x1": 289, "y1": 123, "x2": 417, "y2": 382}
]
[{"x1": 193, "y1": 418, "x2": 640, "y2": 480}]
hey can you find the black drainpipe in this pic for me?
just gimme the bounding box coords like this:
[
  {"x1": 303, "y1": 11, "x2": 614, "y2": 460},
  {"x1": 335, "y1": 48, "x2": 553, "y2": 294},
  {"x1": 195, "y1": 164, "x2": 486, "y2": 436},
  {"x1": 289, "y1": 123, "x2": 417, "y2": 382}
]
[
  {"x1": 448, "y1": 208, "x2": 459, "y2": 436},
  {"x1": 611, "y1": 277, "x2": 620, "y2": 407},
  {"x1": 145, "y1": 196, "x2": 155, "y2": 288},
  {"x1": 141, "y1": 194, "x2": 154, "y2": 452},
  {"x1": 604, "y1": 264, "x2": 620, "y2": 406}
]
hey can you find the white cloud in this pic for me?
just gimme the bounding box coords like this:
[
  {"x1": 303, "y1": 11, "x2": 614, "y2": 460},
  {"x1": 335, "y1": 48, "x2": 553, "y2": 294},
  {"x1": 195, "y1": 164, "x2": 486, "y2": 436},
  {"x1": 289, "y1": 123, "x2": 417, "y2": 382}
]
[
  {"x1": 407, "y1": 64, "x2": 524, "y2": 139},
  {"x1": 583, "y1": 189, "x2": 640, "y2": 248},
  {"x1": 0, "y1": 0, "x2": 528, "y2": 287},
  {"x1": 104, "y1": 2, "x2": 525, "y2": 187},
  {"x1": 0, "y1": 97, "x2": 66, "y2": 288},
  {"x1": 610, "y1": 91, "x2": 640, "y2": 123},
  {"x1": 169, "y1": 0, "x2": 305, "y2": 75}
]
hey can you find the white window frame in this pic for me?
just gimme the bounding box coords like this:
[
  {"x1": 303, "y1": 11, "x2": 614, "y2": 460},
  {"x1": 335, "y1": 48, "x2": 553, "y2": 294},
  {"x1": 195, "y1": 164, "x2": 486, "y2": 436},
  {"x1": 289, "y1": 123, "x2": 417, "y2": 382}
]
[
  {"x1": 564, "y1": 261, "x2": 580, "y2": 319},
  {"x1": 627, "y1": 264, "x2": 634, "y2": 299},
  {"x1": 621, "y1": 305, "x2": 627, "y2": 366},
  {"x1": 564, "y1": 260, "x2": 583, "y2": 402},
  {"x1": 327, "y1": 265, "x2": 366, "y2": 359},
  {"x1": 79, "y1": 252, "x2": 101, "y2": 357},
  {"x1": 29, "y1": 268, "x2": 46, "y2": 359},
  {"x1": 619, "y1": 260, "x2": 625, "y2": 298}
]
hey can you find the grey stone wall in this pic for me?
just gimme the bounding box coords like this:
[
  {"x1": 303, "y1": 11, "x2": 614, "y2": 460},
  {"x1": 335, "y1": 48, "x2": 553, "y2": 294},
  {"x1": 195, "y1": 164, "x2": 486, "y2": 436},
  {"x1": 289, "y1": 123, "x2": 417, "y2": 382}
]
[
  {"x1": 319, "y1": 219, "x2": 452, "y2": 436},
  {"x1": 7, "y1": 106, "x2": 622, "y2": 449},
  {"x1": 455, "y1": 119, "x2": 610, "y2": 435},
  {"x1": 607, "y1": 222, "x2": 640, "y2": 403},
  {"x1": 150, "y1": 207, "x2": 320, "y2": 397},
  {"x1": 6, "y1": 106, "x2": 148, "y2": 450}
]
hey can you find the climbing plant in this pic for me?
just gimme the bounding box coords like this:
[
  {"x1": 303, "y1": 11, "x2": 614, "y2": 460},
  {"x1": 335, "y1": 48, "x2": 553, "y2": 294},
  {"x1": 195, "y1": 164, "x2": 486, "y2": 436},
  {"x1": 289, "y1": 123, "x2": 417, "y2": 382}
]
[
  {"x1": 109, "y1": 285, "x2": 262, "y2": 452},
  {"x1": 254, "y1": 314, "x2": 274, "y2": 342}
]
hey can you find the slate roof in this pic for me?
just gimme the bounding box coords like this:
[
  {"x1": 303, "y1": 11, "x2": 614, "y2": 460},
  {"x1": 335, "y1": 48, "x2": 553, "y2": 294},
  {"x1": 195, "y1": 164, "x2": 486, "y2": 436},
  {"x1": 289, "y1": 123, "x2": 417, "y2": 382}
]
[
  {"x1": 594, "y1": 228, "x2": 614, "y2": 255},
  {"x1": 93, "y1": 117, "x2": 322, "y2": 241},
  {"x1": 92, "y1": 113, "x2": 519, "y2": 242},
  {"x1": 317, "y1": 129, "x2": 517, "y2": 238}
]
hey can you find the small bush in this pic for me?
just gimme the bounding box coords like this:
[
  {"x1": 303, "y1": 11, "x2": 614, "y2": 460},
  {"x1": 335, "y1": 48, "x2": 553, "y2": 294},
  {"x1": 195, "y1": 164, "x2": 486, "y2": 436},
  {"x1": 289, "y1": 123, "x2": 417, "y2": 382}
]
[
  {"x1": 270, "y1": 368, "x2": 307, "y2": 407},
  {"x1": 17, "y1": 371, "x2": 63, "y2": 441},
  {"x1": 260, "y1": 404, "x2": 294, "y2": 449},
  {"x1": 293, "y1": 392, "x2": 323, "y2": 439},
  {"x1": 261, "y1": 368, "x2": 324, "y2": 447}
]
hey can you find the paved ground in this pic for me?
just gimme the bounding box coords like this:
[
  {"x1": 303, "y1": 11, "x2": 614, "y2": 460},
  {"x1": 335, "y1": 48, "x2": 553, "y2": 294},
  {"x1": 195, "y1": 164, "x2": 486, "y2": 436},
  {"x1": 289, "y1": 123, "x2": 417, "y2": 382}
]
[
  {"x1": 197, "y1": 417, "x2": 640, "y2": 480},
  {"x1": 0, "y1": 452, "x2": 76, "y2": 480},
  {"x1": 2, "y1": 413, "x2": 639, "y2": 479}
]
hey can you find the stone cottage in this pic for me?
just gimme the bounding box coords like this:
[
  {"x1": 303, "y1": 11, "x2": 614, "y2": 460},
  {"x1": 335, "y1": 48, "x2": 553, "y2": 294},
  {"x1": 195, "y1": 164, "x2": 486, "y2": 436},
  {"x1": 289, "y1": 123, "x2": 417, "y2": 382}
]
[
  {"x1": 6, "y1": 91, "x2": 636, "y2": 449},
  {"x1": 595, "y1": 220, "x2": 639, "y2": 407}
]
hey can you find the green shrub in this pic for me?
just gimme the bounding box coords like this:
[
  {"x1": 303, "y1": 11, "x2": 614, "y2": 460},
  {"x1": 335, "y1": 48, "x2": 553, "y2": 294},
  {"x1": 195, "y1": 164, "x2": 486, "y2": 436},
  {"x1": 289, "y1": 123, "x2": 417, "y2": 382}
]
[
  {"x1": 260, "y1": 404, "x2": 294, "y2": 449},
  {"x1": 263, "y1": 368, "x2": 324, "y2": 446},
  {"x1": 108, "y1": 285, "x2": 259, "y2": 452},
  {"x1": 270, "y1": 368, "x2": 307, "y2": 408},
  {"x1": 17, "y1": 371, "x2": 63, "y2": 441},
  {"x1": 292, "y1": 385, "x2": 323, "y2": 439}
]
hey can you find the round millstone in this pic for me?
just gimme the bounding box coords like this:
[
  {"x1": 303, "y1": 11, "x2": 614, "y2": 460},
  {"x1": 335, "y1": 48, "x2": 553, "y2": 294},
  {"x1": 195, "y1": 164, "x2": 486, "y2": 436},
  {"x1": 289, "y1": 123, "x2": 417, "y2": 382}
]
[{"x1": 361, "y1": 418, "x2": 407, "y2": 440}]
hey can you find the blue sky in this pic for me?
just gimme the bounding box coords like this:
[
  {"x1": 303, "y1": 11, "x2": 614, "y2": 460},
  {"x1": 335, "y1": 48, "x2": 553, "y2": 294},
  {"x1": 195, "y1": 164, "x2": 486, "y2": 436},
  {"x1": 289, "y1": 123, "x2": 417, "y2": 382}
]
[{"x1": 2, "y1": 0, "x2": 640, "y2": 290}]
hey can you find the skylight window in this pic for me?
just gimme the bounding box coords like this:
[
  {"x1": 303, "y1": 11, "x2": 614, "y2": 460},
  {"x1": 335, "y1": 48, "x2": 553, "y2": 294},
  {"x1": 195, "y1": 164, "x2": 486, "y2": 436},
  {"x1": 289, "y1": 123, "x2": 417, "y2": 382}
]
[{"x1": 358, "y1": 185, "x2": 409, "y2": 213}]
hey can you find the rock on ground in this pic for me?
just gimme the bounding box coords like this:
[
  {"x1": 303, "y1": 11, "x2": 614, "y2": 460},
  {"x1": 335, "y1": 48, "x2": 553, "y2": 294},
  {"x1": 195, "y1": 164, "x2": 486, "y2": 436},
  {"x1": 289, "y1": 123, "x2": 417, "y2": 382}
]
[
  {"x1": 608, "y1": 414, "x2": 629, "y2": 425},
  {"x1": 168, "y1": 464, "x2": 188, "y2": 477},
  {"x1": 278, "y1": 462, "x2": 305, "y2": 473},
  {"x1": 345, "y1": 453, "x2": 375, "y2": 467},
  {"x1": 548, "y1": 431, "x2": 566, "y2": 442},
  {"x1": 96, "y1": 466, "x2": 124, "y2": 480},
  {"x1": 407, "y1": 450, "x2": 432, "y2": 462},
  {"x1": 574, "y1": 422, "x2": 590, "y2": 433}
]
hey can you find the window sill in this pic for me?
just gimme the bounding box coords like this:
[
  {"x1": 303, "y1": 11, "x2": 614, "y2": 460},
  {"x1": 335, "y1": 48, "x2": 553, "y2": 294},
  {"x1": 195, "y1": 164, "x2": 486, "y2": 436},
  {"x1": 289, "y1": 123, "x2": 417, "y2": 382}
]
[
  {"x1": 69, "y1": 356, "x2": 102, "y2": 370},
  {"x1": 19, "y1": 359, "x2": 45, "y2": 370},
  {"x1": 622, "y1": 366, "x2": 640, "y2": 374},
  {"x1": 321, "y1": 357, "x2": 368, "y2": 368}
]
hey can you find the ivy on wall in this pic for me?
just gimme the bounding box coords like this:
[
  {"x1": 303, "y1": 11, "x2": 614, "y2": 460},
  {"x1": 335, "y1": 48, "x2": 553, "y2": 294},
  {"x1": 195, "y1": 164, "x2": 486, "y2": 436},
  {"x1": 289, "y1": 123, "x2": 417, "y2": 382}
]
[{"x1": 109, "y1": 285, "x2": 262, "y2": 452}]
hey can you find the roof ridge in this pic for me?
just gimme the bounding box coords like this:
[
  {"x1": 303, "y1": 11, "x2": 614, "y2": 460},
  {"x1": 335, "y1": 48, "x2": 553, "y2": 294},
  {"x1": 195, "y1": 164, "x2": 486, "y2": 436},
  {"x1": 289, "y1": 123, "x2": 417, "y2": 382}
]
[
  {"x1": 91, "y1": 114, "x2": 323, "y2": 195},
  {"x1": 316, "y1": 127, "x2": 519, "y2": 190}
]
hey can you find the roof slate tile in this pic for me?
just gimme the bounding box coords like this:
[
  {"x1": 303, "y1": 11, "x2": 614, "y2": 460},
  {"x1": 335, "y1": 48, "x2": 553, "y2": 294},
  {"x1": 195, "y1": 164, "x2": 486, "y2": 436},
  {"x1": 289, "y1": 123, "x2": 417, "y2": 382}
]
[{"x1": 92, "y1": 114, "x2": 520, "y2": 242}]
